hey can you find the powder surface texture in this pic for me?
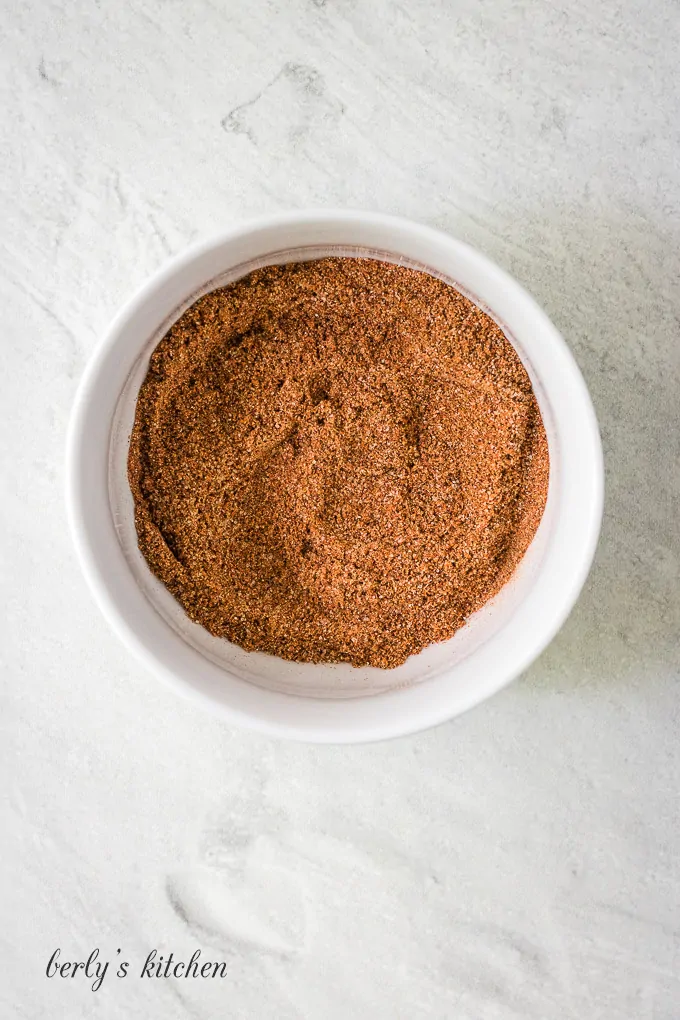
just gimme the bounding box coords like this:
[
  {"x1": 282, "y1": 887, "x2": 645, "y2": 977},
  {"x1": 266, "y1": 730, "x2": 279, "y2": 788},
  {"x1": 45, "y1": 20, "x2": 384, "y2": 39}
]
[{"x1": 128, "y1": 258, "x2": 549, "y2": 668}]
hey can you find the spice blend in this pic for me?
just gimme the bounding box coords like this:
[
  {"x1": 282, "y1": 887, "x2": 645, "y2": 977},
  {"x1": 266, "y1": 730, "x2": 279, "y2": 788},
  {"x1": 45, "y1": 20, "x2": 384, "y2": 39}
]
[{"x1": 128, "y1": 258, "x2": 549, "y2": 669}]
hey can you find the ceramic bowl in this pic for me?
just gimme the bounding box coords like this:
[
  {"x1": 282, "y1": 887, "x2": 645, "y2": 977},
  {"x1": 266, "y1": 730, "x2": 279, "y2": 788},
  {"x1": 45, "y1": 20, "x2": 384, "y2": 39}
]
[{"x1": 66, "y1": 210, "x2": 603, "y2": 742}]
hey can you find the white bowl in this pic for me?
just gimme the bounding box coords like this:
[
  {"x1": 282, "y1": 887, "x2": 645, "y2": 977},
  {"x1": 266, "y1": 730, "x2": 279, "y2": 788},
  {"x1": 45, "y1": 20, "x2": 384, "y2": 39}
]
[{"x1": 66, "y1": 211, "x2": 603, "y2": 743}]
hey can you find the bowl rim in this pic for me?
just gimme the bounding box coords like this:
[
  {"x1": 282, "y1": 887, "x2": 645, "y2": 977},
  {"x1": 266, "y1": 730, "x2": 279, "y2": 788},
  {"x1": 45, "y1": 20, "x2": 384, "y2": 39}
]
[{"x1": 65, "y1": 209, "x2": 604, "y2": 743}]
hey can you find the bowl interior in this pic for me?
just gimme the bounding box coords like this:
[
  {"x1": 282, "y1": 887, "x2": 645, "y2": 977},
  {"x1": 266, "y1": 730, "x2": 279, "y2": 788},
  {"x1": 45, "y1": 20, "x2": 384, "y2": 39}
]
[{"x1": 109, "y1": 241, "x2": 558, "y2": 699}]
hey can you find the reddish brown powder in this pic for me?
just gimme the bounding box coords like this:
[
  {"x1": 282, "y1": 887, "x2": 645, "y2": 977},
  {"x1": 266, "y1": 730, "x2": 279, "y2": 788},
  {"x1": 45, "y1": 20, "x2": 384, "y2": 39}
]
[{"x1": 128, "y1": 258, "x2": 549, "y2": 669}]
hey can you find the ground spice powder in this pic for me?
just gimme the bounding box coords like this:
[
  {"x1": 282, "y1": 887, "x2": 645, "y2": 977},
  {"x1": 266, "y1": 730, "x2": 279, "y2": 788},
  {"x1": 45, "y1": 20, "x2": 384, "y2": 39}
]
[{"x1": 128, "y1": 258, "x2": 549, "y2": 669}]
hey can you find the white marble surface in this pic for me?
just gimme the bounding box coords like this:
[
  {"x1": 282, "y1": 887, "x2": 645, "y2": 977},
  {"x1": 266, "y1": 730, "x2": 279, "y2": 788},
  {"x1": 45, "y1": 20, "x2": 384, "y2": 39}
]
[{"x1": 2, "y1": 1, "x2": 679, "y2": 1017}]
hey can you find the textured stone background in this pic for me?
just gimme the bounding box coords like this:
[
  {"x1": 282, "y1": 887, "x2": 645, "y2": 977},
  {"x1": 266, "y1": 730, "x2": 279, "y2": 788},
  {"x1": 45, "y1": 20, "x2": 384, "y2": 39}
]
[{"x1": 2, "y1": 1, "x2": 679, "y2": 1016}]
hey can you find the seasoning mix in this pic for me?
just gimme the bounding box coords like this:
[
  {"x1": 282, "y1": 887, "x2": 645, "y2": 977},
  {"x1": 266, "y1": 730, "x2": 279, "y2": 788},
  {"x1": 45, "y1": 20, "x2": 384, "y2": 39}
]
[{"x1": 128, "y1": 258, "x2": 549, "y2": 669}]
